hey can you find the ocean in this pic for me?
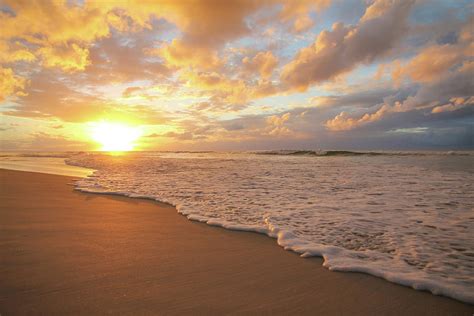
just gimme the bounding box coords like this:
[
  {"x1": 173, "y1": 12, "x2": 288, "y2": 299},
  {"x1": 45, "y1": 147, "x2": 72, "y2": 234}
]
[{"x1": 2, "y1": 151, "x2": 473, "y2": 303}]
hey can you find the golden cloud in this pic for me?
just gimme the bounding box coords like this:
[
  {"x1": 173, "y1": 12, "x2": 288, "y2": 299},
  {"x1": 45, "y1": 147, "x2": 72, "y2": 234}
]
[
  {"x1": 0, "y1": 67, "x2": 28, "y2": 102},
  {"x1": 156, "y1": 40, "x2": 223, "y2": 71},
  {"x1": 279, "y1": 0, "x2": 330, "y2": 33},
  {"x1": 0, "y1": 0, "x2": 110, "y2": 44},
  {"x1": 432, "y1": 97, "x2": 474, "y2": 114},
  {"x1": 38, "y1": 44, "x2": 90, "y2": 72},
  {"x1": 325, "y1": 105, "x2": 390, "y2": 131},
  {"x1": 0, "y1": 41, "x2": 36, "y2": 64},
  {"x1": 392, "y1": 17, "x2": 473, "y2": 85},
  {"x1": 242, "y1": 51, "x2": 278, "y2": 79},
  {"x1": 281, "y1": 0, "x2": 415, "y2": 91}
]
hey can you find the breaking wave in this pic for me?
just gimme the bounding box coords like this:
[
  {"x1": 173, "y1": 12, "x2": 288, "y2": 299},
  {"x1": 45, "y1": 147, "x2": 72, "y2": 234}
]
[{"x1": 66, "y1": 151, "x2": 474, "y2": 303}]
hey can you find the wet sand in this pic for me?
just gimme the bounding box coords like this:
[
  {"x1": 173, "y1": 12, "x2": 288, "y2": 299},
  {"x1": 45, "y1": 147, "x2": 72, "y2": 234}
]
[{"x1": 0, "y1": 169, "x2": 472, "y2": 315}]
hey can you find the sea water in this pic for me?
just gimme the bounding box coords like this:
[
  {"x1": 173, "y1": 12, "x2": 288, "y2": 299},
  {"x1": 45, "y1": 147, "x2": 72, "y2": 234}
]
[
  {"x1": 0, "y1": 152, "x2": 93, "y2": 177},
  {"x1": 64, "y1": 151, "x2": 472, "y2": 303}
]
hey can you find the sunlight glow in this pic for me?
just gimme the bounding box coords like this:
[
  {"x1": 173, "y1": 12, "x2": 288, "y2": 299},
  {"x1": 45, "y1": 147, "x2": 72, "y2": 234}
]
[{"x1": 90, "y1": 122, "x2": 142, "y2": 151}]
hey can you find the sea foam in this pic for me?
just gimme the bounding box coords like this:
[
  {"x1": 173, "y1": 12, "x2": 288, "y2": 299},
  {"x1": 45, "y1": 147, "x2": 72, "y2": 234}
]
[{"x1": 66, "y1": 151, "x2": 474, "y2": 303}]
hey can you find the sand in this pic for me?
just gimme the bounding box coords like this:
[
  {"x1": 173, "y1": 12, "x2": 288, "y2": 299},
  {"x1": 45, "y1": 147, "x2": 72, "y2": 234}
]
[{"x1": 0, "y1": 169, "x2": 472, "y2": 315}]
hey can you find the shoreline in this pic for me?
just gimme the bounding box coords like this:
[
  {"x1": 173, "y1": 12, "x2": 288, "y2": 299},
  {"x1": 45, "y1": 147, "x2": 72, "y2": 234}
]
[{"x1": 1, "y1": 169, "x2": 472, "y2": 314}]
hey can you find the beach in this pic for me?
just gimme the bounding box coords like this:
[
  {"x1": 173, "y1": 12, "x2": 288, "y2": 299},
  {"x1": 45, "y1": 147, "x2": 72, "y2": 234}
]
[{"x1": 0, "y1": 168, "x2": 472, "y2": 315}]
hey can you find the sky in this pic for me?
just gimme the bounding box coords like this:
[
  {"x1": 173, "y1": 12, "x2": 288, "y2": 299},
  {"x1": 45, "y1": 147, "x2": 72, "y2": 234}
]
[{"x1": 0, "y1": 0, "x2": 473, "y2": 151}]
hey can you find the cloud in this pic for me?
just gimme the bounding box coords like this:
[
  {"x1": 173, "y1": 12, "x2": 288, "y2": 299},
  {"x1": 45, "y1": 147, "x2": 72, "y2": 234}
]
[
  {"x1": 2, "y1": 73, "x2": 170, "y2": 125},
  {"x1": 146, "y1": 0, "x2": 270, "y2": 71},
  {"x1": 221, "y1": 121, "x2": 245, "y2": 131},
  {"x1": 0, "y1": 0, "x2": 472, "y2": 150},
  {"x1": 325, "y1": 60, "x2": 474, "y2": 131},
  {"x1": 281, "y1": 0, "x2": 415, "y2": 91},
  {"x1": 155, "y1": 118, "x2": 219, "y2": 142},
  {"x1": 0, "y1": 41, "x2": 36, "y2": 64},
  {"x1": 38, "y1": 44, "x2": 90, "y2": 72},
  {"x1": 167, "y1": 1, "x2": 263, "y2": 47},
  {"x1": 242, "y1": 51, "x2": 278, "y2": 79},
  {"x1": 264, "y1": 112, "x2": 307, "y2": 137},
  {"x1": 392, "y1": 17, "x2": 473, "y2": 84},
  {"x1": 0, "y1": 0, "x2": 112, "y2": 74},
  {"x1": 266, "y1": 112, "x2": 291, "y2": 126},
  {"x1": 310, "y1": 88, "x2": 395, "y2": 108},
  {"x1": 145, "y1": 133, "x2": 161, "y2": 138},
  {"x1": 122, "y1": 86, "x2": 142, "y2": 98},
  {"x1": 0, "y1": 1, "x2": 175, "y2": 77},
  {"x1": 323, "y1": 15, "x2": 473, "y2": 133},
  {"x1": 181, "y1": 70, "x2": 248, "y2": 105},
  {"x1": 86, "y1": 35, "x2": 172, "y2": 84},
  {"x1": 325, "y1": 104, "x2": 390, "y2": 131},
  {"x1": 156, "y1": 40, "x2": 223, "y2": 71},
  {"x1": 1, "y1": 131, "x2": 89, "y2": 151},
  {"x1": 432, "y1": 97, "x2": 474, "y2": 114},
  {"x1": 293, "y1": 15, "x2": 314, "y2": 33},
  {"x1": 2, "y1": 76, "x2": 107, "y2": 122},
  {"x1": 279, "y1": 0, "x2": 331, "y2": 33},
  {"x1": 0, "y1": 67, "x2": 28, "y2": 101},
  {"x1": 1, "y1": 1, "x2": 110, "y2": 44},
  {"x1": 27, "y1": 132, "x2": 89, "y2": 151},
  {"x1": 403, "y1": 45, "x2": 463, "y2": 83},
  {"x1": 181, "y1": 70, "x2": 276, "y2": 108}
]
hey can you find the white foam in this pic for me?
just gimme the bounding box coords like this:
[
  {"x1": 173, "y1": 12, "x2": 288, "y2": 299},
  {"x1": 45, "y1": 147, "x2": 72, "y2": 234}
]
[{"x1": 67, "y1": 152, "x2": 474, "y2": 303}]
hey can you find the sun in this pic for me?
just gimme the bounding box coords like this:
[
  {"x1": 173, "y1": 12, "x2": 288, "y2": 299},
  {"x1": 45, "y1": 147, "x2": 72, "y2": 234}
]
[{"x1": 90, "y1": 122, "x2": 142, "y2": 151}]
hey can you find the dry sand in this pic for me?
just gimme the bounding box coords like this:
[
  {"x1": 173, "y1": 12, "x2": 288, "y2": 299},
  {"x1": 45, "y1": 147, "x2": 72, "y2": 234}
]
[{"x1": 0, "y1": 169, "x2": 472, "y2": 315}]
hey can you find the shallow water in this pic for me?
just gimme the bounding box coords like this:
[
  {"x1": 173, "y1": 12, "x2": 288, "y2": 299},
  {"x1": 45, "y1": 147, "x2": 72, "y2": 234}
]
[
  {"x1": 0, "y1": 155, "x2": 93, "y2": 177},
  {"x1": 64, "y1": 151, "x2": 473, "y2": 303}
]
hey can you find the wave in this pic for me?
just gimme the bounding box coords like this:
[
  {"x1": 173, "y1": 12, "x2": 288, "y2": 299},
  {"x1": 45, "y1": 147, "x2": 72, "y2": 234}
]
[
  {"x1": 66, "y1": 152, "x2": 474, "y2": 304},
  {"x1": 255, "y1": 150, "x2": 393, "y2": 156},
  {"x1": 254, "y1": 150, "x2": 473, "y2": 157}
]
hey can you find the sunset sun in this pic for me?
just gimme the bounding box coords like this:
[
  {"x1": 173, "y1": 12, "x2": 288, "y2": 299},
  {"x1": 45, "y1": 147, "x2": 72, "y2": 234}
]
[{"x1": 90, "y1": 122, "x2": 142, "y2": 151}]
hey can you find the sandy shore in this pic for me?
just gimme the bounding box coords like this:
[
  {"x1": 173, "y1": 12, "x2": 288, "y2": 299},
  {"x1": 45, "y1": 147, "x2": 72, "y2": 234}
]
[{"x1": 0, "y1": 169, "x2": 472, "y2": 315}]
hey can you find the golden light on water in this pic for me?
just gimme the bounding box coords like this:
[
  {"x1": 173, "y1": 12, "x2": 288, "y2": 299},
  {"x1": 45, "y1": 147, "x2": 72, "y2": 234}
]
[{"x1": 90, "y1": 122, "x2": 142, "y2": 151}]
